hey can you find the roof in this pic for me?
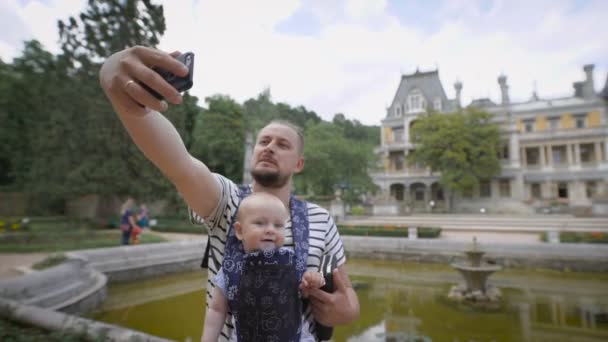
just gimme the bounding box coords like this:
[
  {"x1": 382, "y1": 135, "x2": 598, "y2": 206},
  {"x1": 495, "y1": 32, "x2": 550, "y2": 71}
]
[{"x1": 390, "y1": 69, "x2": 449, "y2": 110}]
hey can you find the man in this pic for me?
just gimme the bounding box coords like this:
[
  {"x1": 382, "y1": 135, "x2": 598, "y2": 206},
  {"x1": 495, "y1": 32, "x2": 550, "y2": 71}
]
[{"x1": 99, "y1": 46, "x2": 360, "y2": 341}]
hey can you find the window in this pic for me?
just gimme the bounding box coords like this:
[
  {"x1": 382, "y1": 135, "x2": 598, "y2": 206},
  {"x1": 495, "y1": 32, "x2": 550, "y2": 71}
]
[
  {"x1": 551, "y1": 145, "x2": 567, "y2": 165},
  {"x1": 389, "y1": 151, "x2": 404, "y2": 170},
  {"x1": 414, "y1": 187, "x2": 425, "y2": 201},
  {"x1": 433, "y1": 98, "x2": 442, "y2": 111},
  {"x1": 408, "y1": 90, "x2": 424, "y2": 113},
  {"x1": 393, "y1": 127, "x2": 404, "y2": 142},
  {"x1": 557, "y1": 182, "x2": 568, "y2": 199},
  {"x1": 499, "y1": 143, "x2": 510, "y2": 160},
  {"x1": 523, "y1": 119, "x2": 534, "y2": 132},
  {"x1": 499, "y1": 180, "x2": 511, "y2": 197},
  {"x1": 586, "y1": 181, "x2": 597, "y2": 199},
  {"x1": 580, "y1": 143, "x2": 596, "y2": 163},
  {"x1": 390, "y1": 184, "x2": 405, "y2": 201},
  {"x1": 396, "y1": 107, "x2": 401, "y2": 116},
  {"x1": 480, "y1": 180, "x2": 491, "y2": 198},
  {"x1": 549, "y1": 117, "x2": 560, "y2": 130},
  {"x1": 525, "y1": 147, "x2": 540, "y2": 166},
  {"x1": 574, "y1": 114, "x2": 587, "y2": 128},
  {"x1": 531, "y1": 183, "x2": 541, "y2": 199}
]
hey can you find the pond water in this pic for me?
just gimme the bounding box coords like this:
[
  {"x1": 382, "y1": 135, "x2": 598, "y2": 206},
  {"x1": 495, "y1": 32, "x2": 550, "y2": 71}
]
[{"x1": 90, "y1": 258, "x2": 608, "y2": 342}]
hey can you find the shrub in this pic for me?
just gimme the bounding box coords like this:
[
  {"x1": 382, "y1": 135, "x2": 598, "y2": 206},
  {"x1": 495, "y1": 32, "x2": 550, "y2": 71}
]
[
  {"x1": 541, "y1": 231, "x2": 608, "y2": 244},
  {"x1": 337, "y1": 225, "x2": 441, "y2": 238},
  {"x1": 349, "y1": 206, "x2": 366, "y2": 216}
]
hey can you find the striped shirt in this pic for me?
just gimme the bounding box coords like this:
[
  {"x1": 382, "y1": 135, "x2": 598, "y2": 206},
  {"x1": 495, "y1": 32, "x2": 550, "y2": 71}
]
[{"x1": 190, "y1": 174, "x2": 346, "y2": 342}]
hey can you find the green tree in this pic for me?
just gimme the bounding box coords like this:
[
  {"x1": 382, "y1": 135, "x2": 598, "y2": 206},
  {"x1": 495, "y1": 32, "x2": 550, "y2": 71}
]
[
  {"x1": 58, "y1": 0, "x2": 165, "y2": 63},
  {"x1": 298, "y1": 121, "x2": 377, "y2": 200},
  {"x1": 50, "y1": 0, "x2": 176, "y2": 202},
  {"x1": 191, "y1": 95, "x2": 245, "y2": 182},
  {"x1": 408, "y1": 108, "x2": 501, "y2": 211}
]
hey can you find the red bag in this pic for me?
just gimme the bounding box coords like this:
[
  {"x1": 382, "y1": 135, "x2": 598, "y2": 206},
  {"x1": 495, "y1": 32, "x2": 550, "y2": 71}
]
[{"x1": 131, "y1": 225, "x2": 142, "y2": 237}]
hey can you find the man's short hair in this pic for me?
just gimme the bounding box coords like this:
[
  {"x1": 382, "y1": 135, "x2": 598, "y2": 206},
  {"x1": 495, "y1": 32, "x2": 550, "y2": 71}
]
[{"x1": 266, "y1": 119, "x2": 304, "y2": 155}]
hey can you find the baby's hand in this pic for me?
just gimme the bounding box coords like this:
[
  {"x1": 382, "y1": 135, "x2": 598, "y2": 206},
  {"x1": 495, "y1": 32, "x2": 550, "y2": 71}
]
[{"x1": 300, "y1": 271, "x2": 325, "y2": 291}]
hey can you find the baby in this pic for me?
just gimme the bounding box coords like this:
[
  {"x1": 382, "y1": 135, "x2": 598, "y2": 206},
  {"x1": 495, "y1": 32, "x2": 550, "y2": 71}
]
[{"x1": 202, "y1": 192, "x2": 324, "y2": 342}]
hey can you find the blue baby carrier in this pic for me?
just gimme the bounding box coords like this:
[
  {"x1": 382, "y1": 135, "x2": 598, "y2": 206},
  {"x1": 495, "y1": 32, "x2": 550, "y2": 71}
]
[{"x1": 221, "y1": 186, "x2": 309, "y2": 342}]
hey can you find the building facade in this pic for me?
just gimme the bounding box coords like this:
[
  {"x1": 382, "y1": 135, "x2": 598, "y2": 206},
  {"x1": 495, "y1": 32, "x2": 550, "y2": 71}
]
[{"x1": 372, "y1": 65, "x2": 608, "y2": 214}]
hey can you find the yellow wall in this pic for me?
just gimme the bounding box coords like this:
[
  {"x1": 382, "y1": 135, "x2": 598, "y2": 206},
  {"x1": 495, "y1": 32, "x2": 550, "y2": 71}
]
[
  {"x1": 588, "y1": 111, "x2": 601, "y2": 127},
  {"x1": 383, "y1": 127, "x2": 392, "y2": 144},
  {"x1": 516, "y1": 118, "x2": 523, "y2": 132},
  {"x1": 536, "y1": 116, "x2": 548, "y2": 131},
  {"x1": 383, "y1": 157, "x2": 390, "y2": 171},
  {"x1": 561, "y1": 113, "x2": 574, "y2": 129}
]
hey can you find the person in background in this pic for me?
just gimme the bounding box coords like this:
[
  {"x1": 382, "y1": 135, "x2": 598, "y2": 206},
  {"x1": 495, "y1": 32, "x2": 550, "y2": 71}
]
[{"x1": 119, "y1": 197, "x2": 137, "y2": 245}]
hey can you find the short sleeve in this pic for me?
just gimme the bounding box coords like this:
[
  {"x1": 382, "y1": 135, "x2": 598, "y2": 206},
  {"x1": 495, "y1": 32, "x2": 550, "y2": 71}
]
[
  {"x1": 188, "y1": 173, "x2": 240, "y2": 234},
  {"x1": 214, "y1": 268, "x2": 227, "y2": 295}
]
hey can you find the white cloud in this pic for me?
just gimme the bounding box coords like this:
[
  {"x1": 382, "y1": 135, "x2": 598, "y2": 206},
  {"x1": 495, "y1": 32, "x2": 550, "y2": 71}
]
[
  {"x1": 0, "y1": 0, "x2": 85, "y2": 60},
  {"x1": 1, "y1": 0, "x2": 606, "y2": 125}
]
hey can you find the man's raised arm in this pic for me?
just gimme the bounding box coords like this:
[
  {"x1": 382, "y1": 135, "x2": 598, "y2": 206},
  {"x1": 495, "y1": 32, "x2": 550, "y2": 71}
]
[{"x1": 99, "y1": 46, "x2": 219, "y2": 218}]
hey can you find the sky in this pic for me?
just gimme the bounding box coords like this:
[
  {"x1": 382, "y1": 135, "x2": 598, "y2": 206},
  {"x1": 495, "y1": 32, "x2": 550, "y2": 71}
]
[{"x1": 1, "y1": 0, "x2": 607, "y2": 125}]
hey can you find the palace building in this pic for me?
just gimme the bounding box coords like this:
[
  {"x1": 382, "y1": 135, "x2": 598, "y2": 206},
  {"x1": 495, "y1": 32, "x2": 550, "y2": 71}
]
[{"x1": 372, "y1": 65, "x2": 608, "y2": 214}]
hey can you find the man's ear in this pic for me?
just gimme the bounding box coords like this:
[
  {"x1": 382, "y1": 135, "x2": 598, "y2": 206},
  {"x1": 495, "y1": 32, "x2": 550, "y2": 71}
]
[
  {"x1": 294, "y1": 156, "x2": 305, "y2": 174},
  {"x1": 234, "y1": 221, "x2": 244, "y2": 241}
]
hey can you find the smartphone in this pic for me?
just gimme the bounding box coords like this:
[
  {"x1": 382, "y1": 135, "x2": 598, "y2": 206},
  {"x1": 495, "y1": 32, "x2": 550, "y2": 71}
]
[
  {"x1": 141, "y1": 52, "x2": 194, "y2": 100},
  {"x1": 315, "y1": 253, "x2": 337, "y2": 341}
]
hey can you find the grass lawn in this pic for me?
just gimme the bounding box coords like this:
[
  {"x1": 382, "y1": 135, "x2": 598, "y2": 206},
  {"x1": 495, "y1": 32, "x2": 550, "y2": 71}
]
[{"x1": 0, "y1": 216, "x2": 167, "y2": 253}]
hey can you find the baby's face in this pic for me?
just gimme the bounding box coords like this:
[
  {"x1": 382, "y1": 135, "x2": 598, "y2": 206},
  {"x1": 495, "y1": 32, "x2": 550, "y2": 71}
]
[{"x1": 238, "y1": 202, "x2": 287, "y2": 253}]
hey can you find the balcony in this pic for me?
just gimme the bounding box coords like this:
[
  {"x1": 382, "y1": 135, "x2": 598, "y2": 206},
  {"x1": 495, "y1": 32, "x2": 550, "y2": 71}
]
[{"x1": 518, "y1": 126, "x2": 607, "y2": 143}]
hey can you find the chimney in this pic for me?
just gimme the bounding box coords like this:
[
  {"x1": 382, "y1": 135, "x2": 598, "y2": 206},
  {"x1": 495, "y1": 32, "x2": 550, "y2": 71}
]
[
  {"x1": 498, "y1": 75, "x2": 509, "y2": 105},
  {"x1": 573, "y1": 81, "x2": 583, "y2": 97},
  {"x1": 454, "y1": 81, "x2": 463, "y2": 108},
  {"x1": 601, "y1": 74, "x2": 608, "y2": 100},
  {"x1": 583, "y1": 64, "x2": 595, "y2": 98}
]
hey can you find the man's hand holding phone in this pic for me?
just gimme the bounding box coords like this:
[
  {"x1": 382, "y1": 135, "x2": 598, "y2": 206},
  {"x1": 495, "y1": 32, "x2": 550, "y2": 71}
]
[{"x1": 99, "y1": 46, "x2": 193, "y2": 114}]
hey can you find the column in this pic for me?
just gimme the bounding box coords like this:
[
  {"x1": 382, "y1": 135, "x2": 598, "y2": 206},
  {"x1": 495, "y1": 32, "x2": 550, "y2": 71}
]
[
  {"x1": 595, "y1": 142, "x2": 602, "y2": 163},
  {"x1": 541, "y1": 181, "x2": 552, "y2": 199},
  {"x1": 491, "y1": 180, "x2": 500, "y2": 199},
  {"x1": 512, "y1": 174, "x2": 525, "y2": 201},
  {"x1": 510, "y1": 132, "x2": 521, "y2": 167},
  {"x1": 425, "y1": 186, "x2": 432, "y2": 212},
  {"x1": 521, "y1": 147, "x2": 527, "y2": 167},
  {"x1": 545, "y1": 145, "x2": 553, "y2": 167},
  {"x1": 538, "y1": 146, "x2": 545, "y2": 168},
  {"x1": 566, "y1": 143, "x2": 574, "y2": 164},
  {"x1": 604, "y1": 138, "x2": 608, "y2": 161},
  {"x1": 574, "y1": 143, "x2": 581, "y2": 165}
]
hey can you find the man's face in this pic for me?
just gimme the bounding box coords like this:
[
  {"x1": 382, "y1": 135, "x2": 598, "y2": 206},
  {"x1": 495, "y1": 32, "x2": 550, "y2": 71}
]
[
  {"x1": 250, "y1": 123, "x2": 304, "y2": 188},
  {"x1": 236, "y1": 201, "x2": 287, "y2": 253}
]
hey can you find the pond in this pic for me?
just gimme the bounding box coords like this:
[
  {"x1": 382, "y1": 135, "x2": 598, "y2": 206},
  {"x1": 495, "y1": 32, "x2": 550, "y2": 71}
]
[{"x1": 90, "y1": 258, "x2": 608, "y2": 342}]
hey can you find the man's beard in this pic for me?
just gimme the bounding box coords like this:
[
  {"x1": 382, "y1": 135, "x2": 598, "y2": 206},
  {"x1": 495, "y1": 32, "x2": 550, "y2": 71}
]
[{"x1": 251, "y1": 169, "x2": 289, "y2": 188}]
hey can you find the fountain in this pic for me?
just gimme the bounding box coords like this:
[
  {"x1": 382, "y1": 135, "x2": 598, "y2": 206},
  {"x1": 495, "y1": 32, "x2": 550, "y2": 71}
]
[{"x1": 448, "y1": 237, "x2": 502, "y2": 309}]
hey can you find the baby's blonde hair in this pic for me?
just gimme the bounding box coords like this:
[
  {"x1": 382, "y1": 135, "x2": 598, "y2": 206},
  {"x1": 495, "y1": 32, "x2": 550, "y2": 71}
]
[{"x1": 237, "y1": 192, "x2": 288, "y2": 222}]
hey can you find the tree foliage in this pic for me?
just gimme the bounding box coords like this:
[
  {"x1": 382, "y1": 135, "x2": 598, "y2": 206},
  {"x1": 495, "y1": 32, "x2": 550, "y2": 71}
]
[
  {"x1": 191, "y1": 95, "x2": 245, "y2": 182},
  {"x1": 408, "y1": 108, "x2": 501, "y2": 207},
  {"x1": 1, "y1": 1, "x2": 381, "y2": 215}
]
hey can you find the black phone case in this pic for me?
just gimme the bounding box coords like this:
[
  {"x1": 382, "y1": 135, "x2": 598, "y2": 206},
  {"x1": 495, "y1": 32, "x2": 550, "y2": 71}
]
[
  {"x1": 315, "y1": 254, "x2": 338, "y2": 341},
  {"x1": 141, "y1": 52, "x2": 194, "y2": 100}
]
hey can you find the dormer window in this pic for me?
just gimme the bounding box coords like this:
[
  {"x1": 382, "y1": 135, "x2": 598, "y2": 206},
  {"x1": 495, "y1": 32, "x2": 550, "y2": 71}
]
[
  {"x1": 408, "y1": 89, "x2": 424, "y2": 113},
  {"x1": 434, "y1": 98, "x2": 442, "y2": 111}
]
